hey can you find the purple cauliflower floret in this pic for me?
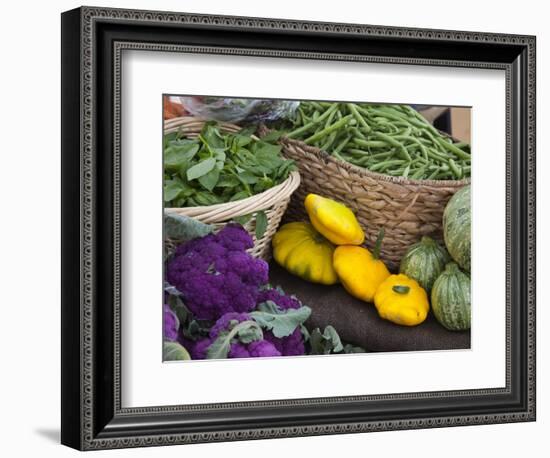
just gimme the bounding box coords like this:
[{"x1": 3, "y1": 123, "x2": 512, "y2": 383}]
[
  {"x1": 166, "y1": 225, "x2": 268, "y2": 320},
  {"x1": 264, "y1": 328, "x2": 305, "y2": 356},
  {"x1": 190, "y1": 312, "x2": 281, "y2": 359},
  {"x1": 216, "y1": 224, "x2": 254, "y2": 251},
  {"x1": 247, "y1": 340, "x2": 281, "y2": 357},
  {"x1": 257, "y1": 288, "x2": 306, "y2": 356},
  {"x1": 190, "y1": 338, "x2": 212, "y2": 360},
  {"x1": 258, "y1": 288, "x2": 301, "y2": 310},
  {"x1": 163, "y1": 304, "x2": 179, "y2": 341}
]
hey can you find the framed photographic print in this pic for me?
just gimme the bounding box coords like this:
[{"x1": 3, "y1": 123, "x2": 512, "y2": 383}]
[{"x1": 61, "y1": 6, "x2": 536, "y2": 451}]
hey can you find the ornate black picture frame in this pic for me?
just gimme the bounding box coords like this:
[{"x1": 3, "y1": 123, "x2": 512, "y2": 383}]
[{"x1": 61, "y1": 6, "x2": 536, "y2": 450}]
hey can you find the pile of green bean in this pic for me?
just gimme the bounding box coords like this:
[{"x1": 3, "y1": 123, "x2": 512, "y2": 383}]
[{"x1": 285, "y1": 102, "x2": 471, "y2": 180}]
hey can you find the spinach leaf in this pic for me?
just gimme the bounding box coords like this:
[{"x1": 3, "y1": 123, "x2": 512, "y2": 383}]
[
  {"x1": 198, "y1": 167, "x2": 220, "y2": 191},
  {"x1": 254, "y1": 210, "x2": 268, "y2": 240},
  {"x1": 163, "y1": 123, "x2": 295, "y2": 208},
  {"x1": 187, "y1": 157, "x2": 216, "y2": 181}
]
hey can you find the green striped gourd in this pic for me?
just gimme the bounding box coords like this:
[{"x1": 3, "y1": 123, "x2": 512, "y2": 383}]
[
  {"x1": 431, "y1": 262, "x2": 471, "y2": 331},
  {"x1": 399, "y1": 236, "x2": 449, "y2": 292},
  {"x1": 443, "y1": 185, "x2": 471, "y2": 272}
]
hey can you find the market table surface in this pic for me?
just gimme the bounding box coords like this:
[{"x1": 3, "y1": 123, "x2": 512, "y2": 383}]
[{"x1": 269, "y1": 262, "x2": 470, "y2": 352}]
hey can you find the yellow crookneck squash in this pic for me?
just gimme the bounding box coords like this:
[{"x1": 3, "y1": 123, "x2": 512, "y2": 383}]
[
  {"x1": 272, "y1": 222, "x2": 339, "y2": 285},
  {"x1": 374, "y1": 274, "x2": 429, "y2": 326},
  {"x1": 332, "y1": 229, "x2": 390, "y2": 302},
  {"x1": 304, "y1": 194, "x2": 365, "y2": 246}
]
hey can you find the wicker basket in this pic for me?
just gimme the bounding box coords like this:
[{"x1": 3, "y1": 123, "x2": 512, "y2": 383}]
[
  {"x1": 164, "y1": 117, "x2": 301, "y2": 261},
  {"x1": 259, "y1": 126, "x2": 469, "y2": 269}
]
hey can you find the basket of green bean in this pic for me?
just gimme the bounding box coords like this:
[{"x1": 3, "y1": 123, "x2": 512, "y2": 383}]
[{"x1": 259, "y1": 102, "x2": 470, "y2": 269}]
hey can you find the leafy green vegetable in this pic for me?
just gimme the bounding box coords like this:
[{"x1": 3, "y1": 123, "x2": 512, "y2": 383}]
[
  {"x1": 166, "y1": 290, "x2": 189, "y2": 325},
  {"x1": 254, "y1": 210, "x2": 268, "y2": 240},
  {"x1": 343, "y1": 344, "x2": 366, "y2": 353},
  {"x1": 187, "y1": 157, "x2": 216, "y2": 181},
  {"x1": 250, "y1": 300, "x2": 311, "y2": 338},
  {"x1": 206, "y1": 320, "x2": 264, "y2": 359},
  {"x1": 163, "y1": 341, "x2": 191, "y2": 361},
  {"x1": 164, "y1": 213, "x2": 214, "y2": 242},
  {"x1": 164, "y1": 123, "x2": 295, "y2": 207},
  {"x1": 309, "y1": 325, "x2": 344, "y2": 355}
]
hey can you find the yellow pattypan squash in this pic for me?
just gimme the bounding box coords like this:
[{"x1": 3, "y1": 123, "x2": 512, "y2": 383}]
[
  {"x1": 374, "y1": 274, "x2": 429, "y2": 326},
  {"x1": 304, "y1": 194, "x2": 364, "y2": 246},
  {"x1": 272, "y1": 222, "x2": 339, "y2": 285},
  {"x1": 333, "y1": 242, "x2": 390, "y2": 303}
]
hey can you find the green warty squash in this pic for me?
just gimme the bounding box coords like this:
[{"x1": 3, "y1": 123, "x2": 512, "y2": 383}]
[
  {"x1": 399, "y1": 236, "x2": 450, "y2": 292},
  {"x1": 431, "y1": 262, "x2": 471, "y2": 331},
  {"x1": 443, "y1": 185, "x2": 471, "y2": 272}
]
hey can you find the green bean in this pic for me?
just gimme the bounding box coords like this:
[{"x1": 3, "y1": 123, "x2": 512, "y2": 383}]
[
  {"x1": 370, "y1": 159, "x2": 406, "y2": 172},
  {"x1": 286, "y1": 102, "x2": 471, "y2": 181},
  {"x1": 448, "y1": 159, "x2": 463, "y2": 179},
  {"x1": 410, "y1": 166, "x2": 427, "y2": 180},
  {"x1": 324, "y1": 106, "x2": 338, "y2": 129},
  {"x1": 348, "y1": 126, "x2": 368, "y2": 141},
  {"x1": 427, "y1": 167, "x2": 440, "y2": 179},
  {"x1": 333, "y1": 151, "x2": 346, "y2": 161},
  {"x1": 321, "y1": 131, "x2": 338, "y2": 151},
  {"x1": 286, "y1": 104, "x2": 338, "y2": 138},
  {"x1": 367, "y1": 107, "x2": 434, "y2": 133},
  {"x1": 453, "y1": 141, "x2": 470, "y2": 151},
  {"x1": 309, "y1": 101, "x2": 325, "y2": 111},
  {"x1": 371, "y1": 131, "x2": 411, "y2": 161},
  {"x1": 332, "y1": 135, "x2": 352, "y2": 155},
  {"x1": 352, "y1": 138, "x2": 390, "y2": 149},
  {"x1": 436, "y1": 138, "x2": 471, "y2": 160},
  {"x1": 435, "y1": 171, "x2": 454, "y2": 180},
  {"x1": 347, "y1": 103, "x2": 371, "y2": 132},
  {"x1": 304, "y1": 115, "x2": 353, "y2": 144},
  {"x1": 364, "y1": 151, "x2": 395, "y2": 160},
  {"x1": 347, "y1": 148, "x2": 371, "y2": 156},
  {"x1": 425, "y1": 148, "x2": 451, "y2": 164}
]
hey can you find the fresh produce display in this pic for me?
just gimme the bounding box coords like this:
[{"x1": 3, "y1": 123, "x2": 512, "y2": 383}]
[
  {"x1": 284, "y1": 102, "x2": 471, "y2": 180},
  {"x1": 431, "y1": 263, "x2": 471, "y2": 331},
  {"x1": 162, "y1": 96, "x2": 474, "y2": 361},
  {"x1": 163, "y1": 214, "x2": 359, "y2": 360},
  {"x1": 304, "y1": 193, "x2": 365, "y2": 245},
  {"x1": 443, "y1": 185, "x2": 471, "y2": 272},
  {"x1": 374, "y1": 274, "x2": 430, "y2": 326},
  {"x1": 333, "y1": 230, "x2": 390, "y2": 303},
  {"x1": 272, "y1": 222, "x2": 338, "y2": 285},
  {"x1": 163, "y1": 122, "x2": 295, "y2": 207},
  {"x1": 399, "y1": 236, "x2": 450, "y2": 292}
]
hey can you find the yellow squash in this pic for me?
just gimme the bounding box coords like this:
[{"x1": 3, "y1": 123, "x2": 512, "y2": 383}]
[
  {"x1": 272, "y1": 222, "x2": 339, "y2": 285},
  {"x1": 374, "y1": 274, "x2": 429, "y2": 326},
  {"x1": 304, "y1": 194, "x2": 364, "y2": 246},
  {"x1": 333, "y1": 245, "x2": 390, "y2": 303}
]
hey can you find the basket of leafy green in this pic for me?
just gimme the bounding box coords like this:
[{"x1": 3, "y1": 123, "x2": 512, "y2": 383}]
[{"x1": 164, "y1": 117, "x2": 300, "y2": 261}]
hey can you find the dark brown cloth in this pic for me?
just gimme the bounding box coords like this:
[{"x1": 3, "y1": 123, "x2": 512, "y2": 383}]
[{"x1": 269, "y1": 262, "x2": 470, "y2": 352}]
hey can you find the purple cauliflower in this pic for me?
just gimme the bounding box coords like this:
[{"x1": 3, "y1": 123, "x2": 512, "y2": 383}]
[
  {"x1": 190, "y1": 312, "x2": 281, "y2": 359},
  {"x1": 166, "y1": 225, "x2": 268, "y2": 320},
  {"x1": 163, "y1": 304, "x2": 179, "y2": 341},
  {"x1": 257, "y1": 288, "x2": 306, "y2": 357}
]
